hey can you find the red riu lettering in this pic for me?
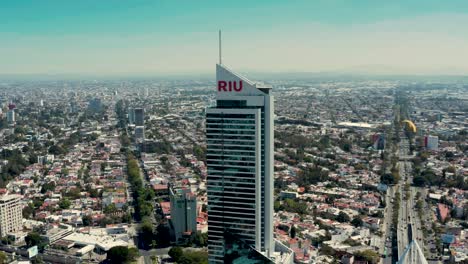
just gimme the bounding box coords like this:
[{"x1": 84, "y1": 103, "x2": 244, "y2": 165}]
[
  {"x1": 233, "y1": 81, "x2": 243, "y2": 91},
  {"x1": 218, "y1": 81, "x2": 227, "y2": 91}
]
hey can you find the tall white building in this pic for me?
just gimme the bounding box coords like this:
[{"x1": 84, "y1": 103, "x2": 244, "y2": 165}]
[
  {"x1": 206, "y1": 63, "x2": 293, "y2": 263},
  {"x1": 7, "y1": 109, "x2": 15, "y2": 124},
  {"x1": 426, "y1": 135, "x2": 439, "y2": 151},
  {"x1": 0, "y1": 194, "x2": 23, "y2": 237}
]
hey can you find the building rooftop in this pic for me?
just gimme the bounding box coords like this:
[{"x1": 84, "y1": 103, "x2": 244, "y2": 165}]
[
  {"x1": 0, "y1": 194, "x2": 21, "y2": 202},
  {"x1": 64, "y1": 232, "x2": 128, "y2": 252}
]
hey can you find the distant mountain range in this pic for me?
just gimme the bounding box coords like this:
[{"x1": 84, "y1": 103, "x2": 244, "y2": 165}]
[{"x1": 1, "y1": 65, "x2": 467, "y2": 82}]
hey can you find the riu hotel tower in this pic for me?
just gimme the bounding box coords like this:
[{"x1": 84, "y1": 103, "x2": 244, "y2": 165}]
[{"x1": 206, "y1": 32, "x2": 293, "y2": 264}]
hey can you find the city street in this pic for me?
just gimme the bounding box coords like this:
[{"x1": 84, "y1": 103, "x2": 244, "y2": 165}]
[
  {"x1": 381, "y1": 185, "x2": 395, "y2": 264},
  {"x1": 396, "y1": 139, "x2": 410, "y2": 259},
  {"x1": 393, "y1": 137, "x2": 438, "y2": 262}
]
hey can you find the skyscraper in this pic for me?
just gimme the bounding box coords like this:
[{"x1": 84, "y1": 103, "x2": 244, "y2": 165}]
[
  {"x1": 134, "y1": 108, "x2": 144, "y2": 126},
  {"x1": 128, "y1": 107, "x2": 135, "y2": 124},
  {"x1": 206, "y1": 62, "x2": 293, "y2": 263},
  {"x1": 134, "y1": 126, "x2": 145, "y2": 141},
  {"x1": 7, "y1": 109, "x2": 15, "y2": 124},
  {"x1": 7, "y1": 103, "x2": 16, "y2": 124},
  {"x1": 87, "y1": 98, "x2": 102, "y2": 112},
  {"x1": 169, "y1": 186, "x2": 197, "y2": 244}
]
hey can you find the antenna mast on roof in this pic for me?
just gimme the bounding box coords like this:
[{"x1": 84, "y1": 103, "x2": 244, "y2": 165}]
[{"x1": 219, "y1": 30, "x2": 222, "y2": 65}]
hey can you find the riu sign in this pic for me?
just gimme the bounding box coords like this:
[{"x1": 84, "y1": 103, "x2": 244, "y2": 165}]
[{"x1": 218, "y1": 80, "x2": 243, "y2": 92}]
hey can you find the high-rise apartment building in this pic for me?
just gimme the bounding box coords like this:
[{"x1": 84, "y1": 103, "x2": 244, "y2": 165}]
[
  {"x1": 87, "y1": 98, "x2": 102, "y2": 112},
  {"x1": 128, "y1": 108, "x2": 135, "y2": 124},
  {"x1": 0, "y1": 195, "x2": 23, "y2": 237},
  {"x1": 7, "y1": 109, "x2": 15, "y2": 124},
  {"x1": 134, "y1": 108, "x2": 144, "y2": 126},
  {"x1": 425, "y1": 135, "x2": 439, "y2": 151},
  {"x1": 206, "y1": 63, "x2": 293, "y2": 263},
  {"x1": 169, "y1": 186, "x2": 197, "y2": 244},
  {"x1": 134, "y1": 126, "x2": 145, "y2": 141}
]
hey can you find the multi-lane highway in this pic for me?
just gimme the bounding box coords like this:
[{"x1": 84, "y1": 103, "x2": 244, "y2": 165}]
[
  {"x1": 395, "y1": 137, "x2": 433, "y2": 262},
  {"x1": 397, "y1": 139, "x2": 411, "y2": 259},
  {"x1": 381, "y1": 186, "x2": 395, "y2": 264}
]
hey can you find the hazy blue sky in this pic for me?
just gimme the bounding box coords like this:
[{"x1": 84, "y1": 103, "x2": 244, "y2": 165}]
[{"x1": 1, "y1": 0, "x2": 468, "y2": 75}]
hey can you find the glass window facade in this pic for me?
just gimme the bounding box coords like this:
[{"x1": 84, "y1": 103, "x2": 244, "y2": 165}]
[{"x1": 207, "y1": 105, "x2": 272, "y2": 263}]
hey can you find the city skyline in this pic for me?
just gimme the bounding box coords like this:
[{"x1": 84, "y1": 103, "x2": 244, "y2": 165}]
[
  {"x1": 0, "y1": 56, "x2": 465, "y2": 262},
  {"x1": 2, "y1": 1, "x2": 468, "y2": 76},
  {"x1": 0, "y1": 2, "x2": 467, "y2": 263}
]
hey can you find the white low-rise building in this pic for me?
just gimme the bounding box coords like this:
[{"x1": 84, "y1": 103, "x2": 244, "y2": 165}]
[{"x1": 63, "y1": 232, "x2": 128, "y2": 253}]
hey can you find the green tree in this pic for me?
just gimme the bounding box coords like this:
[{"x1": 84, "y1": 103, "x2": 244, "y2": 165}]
[
  {"x1": 413, "y1": 176, "x2": 426, "y2": 187},
  {"x1": 0, "y1": 251, "x2": 7, "y2": 264},
  {"x1": 48, "y1": 144, "x2": 65, "y2": 155},
  {"x1": 446, "y1": 166, "x2": 456, "y2": 174},
  {"x1": 274, "y1": 200, "x2": 282, "y2": 212},
  {"x1": 139, "y1": 217, "x2": 154, "y2": 248},
  {"x1": 122, "y1": 213, "x2": 132, "y2": 223},
  {"x1": 65, "y1": 188, "x2": 81, "y2": 199},
  {"x1": 25, "y1": 232, "x2": 46, "y2": 250},
  {"x1": 89, "y1": 188, "x2": 99, "y2": 198},
  {"x1": 106, "y1": 246, "x2": 139, "y2": 263},
  {"x1": 354, "y1": 163, "x2": 366, "y2": 171},
  {"x1": 23, "y1": 204, "x2": 35, "y2": 219},
  {"x1": 14, "y1": 126, "x2": 26, "y2": 135},
  {"x1": 342, "y1": 143, "x2": 352, "y2": 152},
  {"x1": 445, "y1": 151, "x2": 454, "y2": 159},
  {"x1": 320, "y1": 245, "x2": 335, "y2": 256},
  {"x1": 298, "y1": 166, "x2": 329, "y2": 186},
  {"x1": 103, "y1": 204, "x2": 117, "y2": 214},
  {"x1": 31, "y1": 256, "x2": 44, "y2": 264},
  {"x1": 58, "y1": 198, "x2": 71, "y2": 209},
  {"x1": 33, "y1": 198, "x2": 44, "y2": 209},
  {"x1": 290, "y1": 225, "x2": 297, "y2": 238},
  {"x1": 419, "y1": 151, "x2": 430, "y2": 161},
  {"x1": 193, "y1": 231, "x2": 208, "y2": 247},
  {"x1": 179, "y1": 250, "x2": 208, "y2": 264},
  {"x1": 61, "y1": 167, "x2": 69, "y2": 176},
  {"x1": 354, "y1": 249, "x2": 380, "y2": 264},
  {"x1": 168, "y1": 246, "x2": 184, "y2": 262},
  {"x1": 82, "y1": 215, "x2": 93, "y2": 226},
  {"x1": 100, "y1": 162, "x2": 108, "y2": 172},
  {"x1": 351, "y1": 217, "x2": 363, "y2": 227},
  {"x1": 155, "y1": 224, "x2": 170, "y2": 247},
  {"x1": 40, "y1": 181, "x2": 56, "y2": 194},
  {"x1": 193, "y1": 145, "x2": 206, "y2": 162},
  {"x1": 337, "y1": 211, "x2": 350, "y2": 223},
  {"x1": 282, "y1": 199, "x2": 308, "y2": 215}
]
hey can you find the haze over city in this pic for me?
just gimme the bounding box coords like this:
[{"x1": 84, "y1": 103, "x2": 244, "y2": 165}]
[{"x1": 2, "y1": 0, "x2": 468, "y2": 76}]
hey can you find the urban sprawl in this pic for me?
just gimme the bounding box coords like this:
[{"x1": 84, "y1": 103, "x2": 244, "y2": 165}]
[{"x1": 0, "y1": 71, "x2": 466, "y2": 264}]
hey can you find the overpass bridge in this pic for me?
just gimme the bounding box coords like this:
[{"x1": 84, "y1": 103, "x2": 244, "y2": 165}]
[{"x1": 397, "y1": 240, "x2": 428, "y2": 264}]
